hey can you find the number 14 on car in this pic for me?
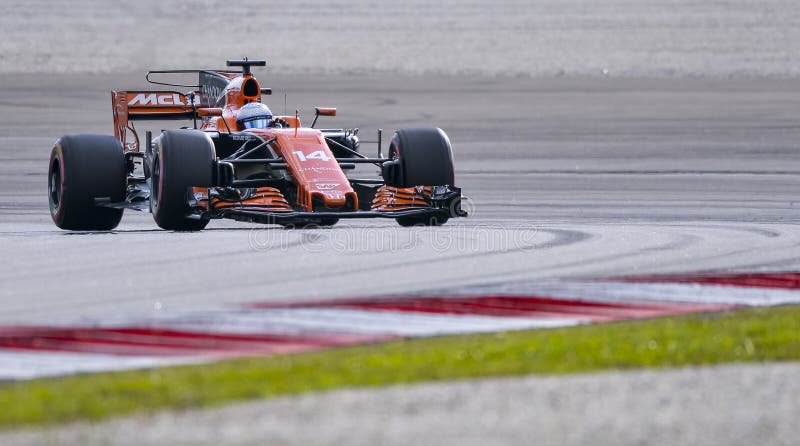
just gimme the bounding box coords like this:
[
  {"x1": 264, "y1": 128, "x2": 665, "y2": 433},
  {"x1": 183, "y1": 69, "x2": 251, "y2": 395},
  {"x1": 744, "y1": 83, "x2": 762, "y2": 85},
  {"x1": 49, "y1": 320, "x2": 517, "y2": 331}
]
[{"x1": 293, "y1": 150, "x2": 331, "y2": 162}]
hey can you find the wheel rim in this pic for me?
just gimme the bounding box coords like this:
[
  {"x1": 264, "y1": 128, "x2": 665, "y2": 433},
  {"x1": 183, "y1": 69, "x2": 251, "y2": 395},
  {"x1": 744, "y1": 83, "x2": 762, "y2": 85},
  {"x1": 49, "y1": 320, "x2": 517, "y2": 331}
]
[
  {"x1": 151, "y1": 154, "x2": 161, "y2": 210},
  {"x1": 48, "y1": 160, "x2": 61, "y2": 212}
]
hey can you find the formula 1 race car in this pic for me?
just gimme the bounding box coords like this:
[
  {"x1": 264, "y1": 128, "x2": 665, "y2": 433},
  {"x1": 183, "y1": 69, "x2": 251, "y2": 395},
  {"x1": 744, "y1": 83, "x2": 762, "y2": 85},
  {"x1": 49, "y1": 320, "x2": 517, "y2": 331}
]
[{"x1": 48, "y1": 58, "x2": 466, "y2": 231}]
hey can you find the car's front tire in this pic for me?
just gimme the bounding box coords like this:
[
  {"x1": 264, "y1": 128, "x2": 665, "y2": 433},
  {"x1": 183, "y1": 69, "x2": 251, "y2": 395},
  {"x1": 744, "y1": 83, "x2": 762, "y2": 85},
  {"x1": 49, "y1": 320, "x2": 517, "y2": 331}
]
[
  {"x1": 383, "y1": 128, "x2": 455, "y2": 189},
  {"x1": 150, "y1": 130, "x2": 215, "y2": 231},
  {"x1": 382, "y1": 128, "x2": 455, "y2": 227}
]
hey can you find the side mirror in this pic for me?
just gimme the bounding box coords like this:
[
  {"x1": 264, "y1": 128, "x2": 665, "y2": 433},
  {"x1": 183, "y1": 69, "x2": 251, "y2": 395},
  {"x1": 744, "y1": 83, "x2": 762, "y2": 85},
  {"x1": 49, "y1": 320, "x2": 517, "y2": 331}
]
[
  {"x1": 311, "y1": 107, "x2": 337, "y2": 128},
  {"x1": 261, "y1": 88, "x2": 272, "y2": 96},
  {"x1": 196, "y1": 107, "x2": 223, "y2": 117}
]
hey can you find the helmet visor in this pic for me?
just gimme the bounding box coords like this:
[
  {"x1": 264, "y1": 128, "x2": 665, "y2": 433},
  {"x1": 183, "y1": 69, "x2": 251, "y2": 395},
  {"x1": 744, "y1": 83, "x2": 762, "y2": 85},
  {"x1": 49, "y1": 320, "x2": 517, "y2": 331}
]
[{"x1": 243, "y1": 117, "x2": 271, "y2": 129}]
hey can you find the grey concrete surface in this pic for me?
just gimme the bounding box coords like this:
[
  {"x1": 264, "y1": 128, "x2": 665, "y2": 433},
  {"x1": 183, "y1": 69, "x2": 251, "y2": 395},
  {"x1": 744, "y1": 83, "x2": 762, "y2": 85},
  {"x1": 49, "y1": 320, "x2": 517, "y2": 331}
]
[
  {"x1": 5, "y1": 362, "x2": 799, "y2": 446},
  {"x1": 2, "y1": 0, "x2": 799, "y2": 78}
]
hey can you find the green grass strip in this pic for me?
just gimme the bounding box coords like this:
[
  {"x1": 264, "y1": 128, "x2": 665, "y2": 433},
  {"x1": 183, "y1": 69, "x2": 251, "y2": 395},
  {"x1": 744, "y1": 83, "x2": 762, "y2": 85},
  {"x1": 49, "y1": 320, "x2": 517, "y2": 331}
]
[{"x1": 1, "y1": 305, "x2": 799, "y2": 429}]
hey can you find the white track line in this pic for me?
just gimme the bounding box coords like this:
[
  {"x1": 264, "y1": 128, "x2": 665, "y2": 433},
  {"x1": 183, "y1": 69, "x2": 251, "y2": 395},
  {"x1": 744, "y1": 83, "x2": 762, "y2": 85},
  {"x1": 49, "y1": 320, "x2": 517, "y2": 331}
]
[
  {"x1": 0, "y1": 351, "x2": 203, "y2": 381},
  {"x1": 144, "y1": 308, "x2": 584, "y2": 337},
  {"x1": 437, "y1": 281, "x2": 800, "y2": 306}
]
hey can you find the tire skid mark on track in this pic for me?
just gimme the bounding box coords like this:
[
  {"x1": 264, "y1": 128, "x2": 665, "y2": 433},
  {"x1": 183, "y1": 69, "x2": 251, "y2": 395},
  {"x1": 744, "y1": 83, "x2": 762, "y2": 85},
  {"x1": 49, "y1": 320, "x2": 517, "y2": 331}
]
[
  {"x1": 247, "y1": 228, "x2": 594, "y2": 286},
  {"x1": 1, "y1": 271, "x2": 798, "y2": 380},
  {"x1": 198, "y1": 227, "x2": 593, "y2": 300}
]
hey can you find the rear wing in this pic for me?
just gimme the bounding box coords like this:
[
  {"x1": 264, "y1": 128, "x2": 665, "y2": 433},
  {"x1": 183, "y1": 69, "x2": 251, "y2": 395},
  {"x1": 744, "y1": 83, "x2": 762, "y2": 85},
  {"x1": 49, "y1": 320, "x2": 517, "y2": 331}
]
[{"x1": 111, "y1": 90, "x2": 198, "y2": 151}]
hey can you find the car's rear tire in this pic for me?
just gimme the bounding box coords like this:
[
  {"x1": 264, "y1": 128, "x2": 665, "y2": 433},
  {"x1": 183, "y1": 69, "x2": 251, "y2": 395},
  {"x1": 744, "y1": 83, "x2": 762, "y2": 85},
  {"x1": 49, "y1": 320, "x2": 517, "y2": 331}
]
[
  {"x1": 383, "y1": 128, "x2": 455, "y2": 188},
  {"x1": 48, "y1": 134, "x2": 126, "y2": 230},
  {"x1": 150, "y1": 130, "x2": 215, "y2": 231}
]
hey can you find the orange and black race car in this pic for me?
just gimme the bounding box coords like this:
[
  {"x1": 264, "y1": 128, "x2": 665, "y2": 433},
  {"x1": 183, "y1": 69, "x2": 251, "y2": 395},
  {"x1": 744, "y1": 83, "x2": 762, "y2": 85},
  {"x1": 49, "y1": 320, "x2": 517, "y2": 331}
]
[{"x1": 47, "y1": 58, "x2": 466, "y2": 231}]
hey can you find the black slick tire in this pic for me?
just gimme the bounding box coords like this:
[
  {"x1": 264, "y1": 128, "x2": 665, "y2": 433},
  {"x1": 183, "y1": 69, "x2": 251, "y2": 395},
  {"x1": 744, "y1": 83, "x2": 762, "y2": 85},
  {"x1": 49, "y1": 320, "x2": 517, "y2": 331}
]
[
  {"x1": 383, "y1": 128, "x2": 455, "y2": 227},
  {"x1": 150, "y1": 130, "x2": 215, "y2": 231},
  {"x1": 384, "y1": 128, "x2": 455, "y2": 188},
  {"x1": 48, "y1": 134, "x2": 126, "y2": 230}
]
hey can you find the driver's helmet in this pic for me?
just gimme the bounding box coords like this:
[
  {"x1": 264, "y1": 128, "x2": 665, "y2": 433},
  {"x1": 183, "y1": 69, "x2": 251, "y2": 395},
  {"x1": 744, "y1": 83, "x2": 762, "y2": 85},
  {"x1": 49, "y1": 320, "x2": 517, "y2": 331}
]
[{"x1": 237, "y1": 102, "x2": 272, "y2": 129}]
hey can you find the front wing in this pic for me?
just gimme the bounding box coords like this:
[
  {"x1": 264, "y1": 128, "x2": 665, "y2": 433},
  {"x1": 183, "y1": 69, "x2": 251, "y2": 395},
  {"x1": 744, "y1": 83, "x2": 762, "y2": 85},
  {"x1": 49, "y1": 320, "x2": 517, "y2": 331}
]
[{"x1": 213, "y1": 186, "x2": 466, "y2": 224}]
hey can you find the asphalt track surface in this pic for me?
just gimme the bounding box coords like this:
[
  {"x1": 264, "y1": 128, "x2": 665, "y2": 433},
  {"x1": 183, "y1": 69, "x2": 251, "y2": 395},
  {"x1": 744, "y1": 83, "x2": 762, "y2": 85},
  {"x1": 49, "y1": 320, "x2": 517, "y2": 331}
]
[
  {"x1": 3, "y1": 73, "x2": 800, "y2": 326},
  {"x1": 2, "y1": 73, "x2": 800, "y2": 443}
]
